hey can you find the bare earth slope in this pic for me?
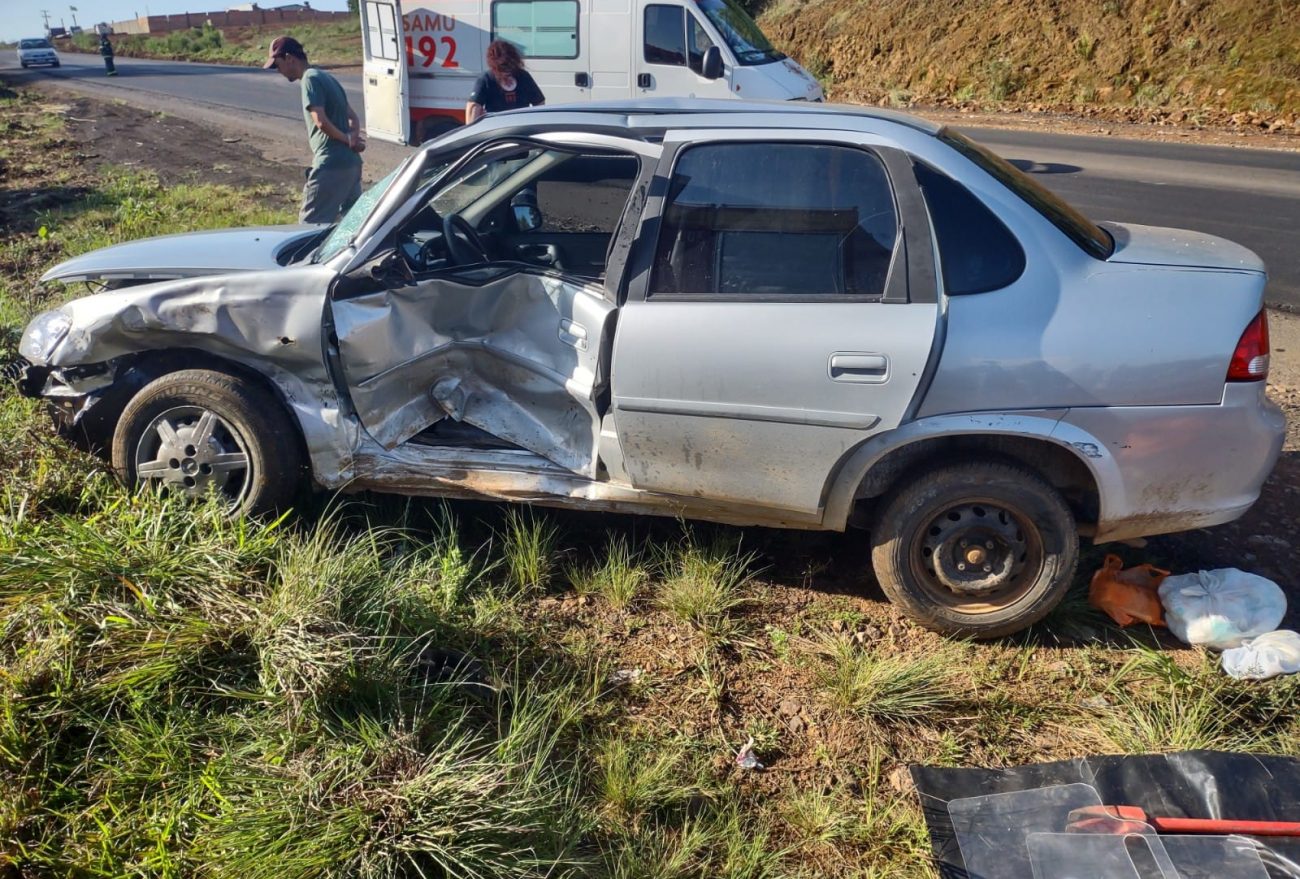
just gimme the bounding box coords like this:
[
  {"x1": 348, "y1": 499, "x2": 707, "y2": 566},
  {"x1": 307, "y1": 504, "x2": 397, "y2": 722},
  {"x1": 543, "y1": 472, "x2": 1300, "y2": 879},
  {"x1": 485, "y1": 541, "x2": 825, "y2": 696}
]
[{"x1": 759, "y1": 0, "x2": 1300, "y2": 128}]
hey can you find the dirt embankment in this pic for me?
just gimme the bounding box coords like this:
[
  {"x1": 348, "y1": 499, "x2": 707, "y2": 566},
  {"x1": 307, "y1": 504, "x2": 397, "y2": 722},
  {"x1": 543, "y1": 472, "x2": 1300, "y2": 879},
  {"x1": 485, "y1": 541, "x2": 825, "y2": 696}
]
[{"x1": 759, "y1": 0, "x2": 1300, "y2": 132}]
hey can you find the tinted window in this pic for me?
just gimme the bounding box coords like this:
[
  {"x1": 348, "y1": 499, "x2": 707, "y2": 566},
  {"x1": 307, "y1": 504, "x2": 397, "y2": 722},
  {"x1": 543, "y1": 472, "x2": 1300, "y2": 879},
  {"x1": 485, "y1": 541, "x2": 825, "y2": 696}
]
[
  {"x1": 938, "y1": 128, "x2": 1113, "y2": 259},
  {"x1": 914, "y1": 163, "x2": 1025, "y2": 296},
  {"x1": 492, "y1": 0, "x2": 579, "y2": 59},
  {"x1": 22, "y1": 39, "x2": 53, "y2": 49},
  {"x1": 644, "y1": 5, "x2": 686, "y2": 65},
  {"x1": 651, "y1": 143, "x2": 898, "y2": 298}
]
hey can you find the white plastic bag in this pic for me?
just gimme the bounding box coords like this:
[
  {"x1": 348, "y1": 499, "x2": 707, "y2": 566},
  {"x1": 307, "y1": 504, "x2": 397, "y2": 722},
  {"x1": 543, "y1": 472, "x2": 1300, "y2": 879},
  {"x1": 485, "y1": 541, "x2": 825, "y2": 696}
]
[
  {"x1": 1157, "y1": 568, "x2": 1286, "y2": 650},
  {"x1": 1221, "y1": 630, "x2": 1300, "y2": 680}
]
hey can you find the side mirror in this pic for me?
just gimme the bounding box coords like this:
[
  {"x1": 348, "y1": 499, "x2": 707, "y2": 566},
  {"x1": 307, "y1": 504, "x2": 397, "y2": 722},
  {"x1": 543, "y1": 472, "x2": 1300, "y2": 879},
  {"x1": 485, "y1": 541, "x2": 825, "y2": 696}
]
[
  {"x1": 367, "y1": 250, "x2": 414, "y2": 285},
  {"x1": 701, "y1": 45, "x2": 724, "y2": 80},
  {"x1": 511, "y1": 190, "x2": 543, "y2": 232},
  {"x1": 513, "y1": 205, "x2": 542, "y2": 232}
]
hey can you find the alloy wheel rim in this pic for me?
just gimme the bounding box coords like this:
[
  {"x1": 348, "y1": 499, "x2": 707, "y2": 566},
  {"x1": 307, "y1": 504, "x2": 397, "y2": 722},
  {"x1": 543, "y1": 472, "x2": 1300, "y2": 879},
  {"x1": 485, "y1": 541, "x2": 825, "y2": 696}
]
[{"x1": 133, "y1": 405, "x2": 252, "y2": 508}]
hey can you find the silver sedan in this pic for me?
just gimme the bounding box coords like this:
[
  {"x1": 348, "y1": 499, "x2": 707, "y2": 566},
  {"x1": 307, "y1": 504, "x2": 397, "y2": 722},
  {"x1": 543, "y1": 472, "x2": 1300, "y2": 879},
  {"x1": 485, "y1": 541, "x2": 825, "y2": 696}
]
[{"x1": 18, "y1": 100, "x2": 1285, "y2": 637}]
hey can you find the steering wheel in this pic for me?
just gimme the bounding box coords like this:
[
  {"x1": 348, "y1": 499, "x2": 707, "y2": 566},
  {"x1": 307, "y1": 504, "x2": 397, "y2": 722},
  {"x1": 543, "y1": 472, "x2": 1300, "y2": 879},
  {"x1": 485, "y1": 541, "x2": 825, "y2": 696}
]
[{"x1": 443, "y1": 213, "x2": 491, "y2": 265}]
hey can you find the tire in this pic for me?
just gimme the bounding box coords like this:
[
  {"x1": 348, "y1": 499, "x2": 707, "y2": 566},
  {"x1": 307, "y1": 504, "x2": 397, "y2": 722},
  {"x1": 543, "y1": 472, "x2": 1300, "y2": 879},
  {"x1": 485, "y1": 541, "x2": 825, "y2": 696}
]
[
  {"x1": 111, "y1": 368, "x2": 303, "y2": 516},
  {"x1": 52, "y1": 61, "x2": 60, "y2": 67},
  {"x1": 870, "y1": 460, "x2": 1078, "y2": 639},
  {"x1": 21, "y1": 62, "x2": 28, "y2": 68}
]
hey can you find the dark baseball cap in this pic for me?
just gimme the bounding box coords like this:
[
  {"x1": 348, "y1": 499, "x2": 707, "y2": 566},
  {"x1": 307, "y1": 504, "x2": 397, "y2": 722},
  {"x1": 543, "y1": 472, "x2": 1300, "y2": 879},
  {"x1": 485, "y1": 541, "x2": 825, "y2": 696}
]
[{"x1": 264, "y1": 35, "x2": 305, "y2": 68}]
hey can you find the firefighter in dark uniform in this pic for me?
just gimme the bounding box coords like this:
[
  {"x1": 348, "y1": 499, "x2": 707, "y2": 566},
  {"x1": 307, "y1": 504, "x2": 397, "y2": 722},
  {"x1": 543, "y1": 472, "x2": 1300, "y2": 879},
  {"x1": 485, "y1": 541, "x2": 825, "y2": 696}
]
[{"x1": 100, "y1": 34, "x2": 117, "y2": 76}]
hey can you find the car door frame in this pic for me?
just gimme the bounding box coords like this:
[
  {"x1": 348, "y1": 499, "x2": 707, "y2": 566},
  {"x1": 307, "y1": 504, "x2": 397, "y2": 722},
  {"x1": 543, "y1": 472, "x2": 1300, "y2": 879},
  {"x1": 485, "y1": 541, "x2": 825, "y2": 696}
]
[
  {"x1": 327, "y1": 130, "x2": 661, "y2": 476},
  {"x1": 635, "y1": 1, "x2": 735, "y2": 99},
  {"x1": 609, "y1": 127, "x2": 941, "y2": 514}
]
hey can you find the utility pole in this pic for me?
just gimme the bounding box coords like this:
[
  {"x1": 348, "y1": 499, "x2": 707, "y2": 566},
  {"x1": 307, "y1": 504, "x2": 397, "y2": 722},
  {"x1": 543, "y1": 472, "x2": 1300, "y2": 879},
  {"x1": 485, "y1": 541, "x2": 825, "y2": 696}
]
[
  {"x1": 69, "y1": 5, "x2": 79, "y2": 29},
  {"x1": 40, "y1": 9, "x2": 52, "y2": 34}
]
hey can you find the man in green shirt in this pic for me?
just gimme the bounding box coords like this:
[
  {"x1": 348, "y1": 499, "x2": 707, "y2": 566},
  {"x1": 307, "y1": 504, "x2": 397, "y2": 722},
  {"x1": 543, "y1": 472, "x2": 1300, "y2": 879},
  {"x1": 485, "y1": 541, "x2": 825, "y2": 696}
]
[{"x1": 265, "y1": 36, "x2": 365, "y2": 223}]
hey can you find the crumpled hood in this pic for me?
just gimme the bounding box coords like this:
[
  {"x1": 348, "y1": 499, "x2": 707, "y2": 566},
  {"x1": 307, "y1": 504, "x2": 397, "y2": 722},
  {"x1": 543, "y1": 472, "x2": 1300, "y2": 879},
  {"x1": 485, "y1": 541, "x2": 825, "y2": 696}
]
[
  {"x1": 40, "y1": 225, "x2": 325, "y2": 283},
  {"x1": 1102, "y1": 222, "x2": 1266, "y2": 273}
]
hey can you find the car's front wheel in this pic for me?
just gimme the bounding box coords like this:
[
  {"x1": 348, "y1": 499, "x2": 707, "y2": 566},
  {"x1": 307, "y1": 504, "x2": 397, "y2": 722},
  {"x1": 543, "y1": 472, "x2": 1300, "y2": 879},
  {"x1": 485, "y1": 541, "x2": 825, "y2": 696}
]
[
  {"x1": 869, "y1": 460, "x2": 1078, "y2": 639},
  {"x1": 111, "y1": 369, "x2": 303, "y2": 516}
]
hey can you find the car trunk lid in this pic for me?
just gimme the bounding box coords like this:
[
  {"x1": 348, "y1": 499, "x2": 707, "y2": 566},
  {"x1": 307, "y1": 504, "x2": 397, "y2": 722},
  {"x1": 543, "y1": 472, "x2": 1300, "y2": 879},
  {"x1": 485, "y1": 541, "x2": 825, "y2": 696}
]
[{"x1": 1101, "y1": 222, "x2": 1266, "y2": 273}]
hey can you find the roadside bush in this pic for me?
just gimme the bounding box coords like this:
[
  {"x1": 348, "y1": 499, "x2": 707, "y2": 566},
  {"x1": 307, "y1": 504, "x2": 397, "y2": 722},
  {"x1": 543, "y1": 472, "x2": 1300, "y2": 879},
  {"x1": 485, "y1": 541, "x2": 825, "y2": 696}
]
[{"x1": 146, "y1": 23, "x2": 224, "y2": 58}]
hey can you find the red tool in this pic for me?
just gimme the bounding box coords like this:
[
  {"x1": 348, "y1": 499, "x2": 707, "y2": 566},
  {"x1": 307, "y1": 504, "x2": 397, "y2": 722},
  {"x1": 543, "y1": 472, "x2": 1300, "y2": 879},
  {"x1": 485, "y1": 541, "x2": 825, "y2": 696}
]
[{"x1": 1068, "y1": 805, "x2": 1300, "y2": 837}]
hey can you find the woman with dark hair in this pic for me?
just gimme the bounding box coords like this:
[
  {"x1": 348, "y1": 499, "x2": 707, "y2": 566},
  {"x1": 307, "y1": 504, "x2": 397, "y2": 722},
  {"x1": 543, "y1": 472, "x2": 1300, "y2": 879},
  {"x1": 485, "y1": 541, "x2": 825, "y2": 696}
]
[{"x1": 466, "y1": 40, "x2": 545, "y2": 123}]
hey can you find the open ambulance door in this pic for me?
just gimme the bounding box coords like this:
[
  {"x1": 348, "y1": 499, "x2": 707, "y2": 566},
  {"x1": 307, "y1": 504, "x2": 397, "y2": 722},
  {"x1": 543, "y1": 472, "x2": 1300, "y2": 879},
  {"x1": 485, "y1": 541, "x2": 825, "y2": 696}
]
[{"x1": 361, "y1": 0, "x2": 411, "y2": 145}]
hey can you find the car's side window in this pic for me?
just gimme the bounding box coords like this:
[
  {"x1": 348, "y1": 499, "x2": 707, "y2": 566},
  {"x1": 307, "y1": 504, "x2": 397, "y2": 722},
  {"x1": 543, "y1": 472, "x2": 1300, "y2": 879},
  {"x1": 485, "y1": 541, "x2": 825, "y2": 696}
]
[
  {"x1": 649, "y1": 142, "x2": 899, "y2": 299},
  {"x1": 532, "y1": 155, "x2": 640, "y2": 234},
  {"x1": 644, "y1": 5, "x2": 687, "y2": 65},
  {"x1": 913, "y1": 162, "x2": 1025, "y2": 296},
  {"x1": 687, "y1": 16, "x2": 715, "y2": 74}
]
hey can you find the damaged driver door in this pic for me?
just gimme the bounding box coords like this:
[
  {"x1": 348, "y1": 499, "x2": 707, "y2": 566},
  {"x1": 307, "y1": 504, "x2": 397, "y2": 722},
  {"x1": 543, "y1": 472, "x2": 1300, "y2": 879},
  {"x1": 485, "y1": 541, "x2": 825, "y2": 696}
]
[{"x1": 330, "y1": 141, "x2": 645, "y2": 479}]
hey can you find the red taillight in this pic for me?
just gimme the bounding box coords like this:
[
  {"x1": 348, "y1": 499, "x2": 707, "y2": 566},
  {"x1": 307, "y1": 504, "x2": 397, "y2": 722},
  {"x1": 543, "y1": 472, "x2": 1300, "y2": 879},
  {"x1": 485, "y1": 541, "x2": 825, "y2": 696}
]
[{"x1": 1227, "y1": 310, "x2": 1270, "y2": 382}]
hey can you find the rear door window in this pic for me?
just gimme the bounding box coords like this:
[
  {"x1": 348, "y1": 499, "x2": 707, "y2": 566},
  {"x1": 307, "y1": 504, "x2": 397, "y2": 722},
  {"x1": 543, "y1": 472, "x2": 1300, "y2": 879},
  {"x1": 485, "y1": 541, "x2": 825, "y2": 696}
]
[{"x1": 650, "y1": 142, "x2": 899, "y2": 298}]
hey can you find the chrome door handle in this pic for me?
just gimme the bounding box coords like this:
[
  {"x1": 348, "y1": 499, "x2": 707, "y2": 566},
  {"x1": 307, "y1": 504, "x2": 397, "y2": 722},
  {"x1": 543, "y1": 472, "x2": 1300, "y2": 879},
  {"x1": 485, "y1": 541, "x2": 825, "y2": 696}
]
[
  {"x1": 559, "y1": 318, "x2": 588, "y2": 351},
  {"x1": 829, "y1": 352, "x2": 889, "y2": 383}
]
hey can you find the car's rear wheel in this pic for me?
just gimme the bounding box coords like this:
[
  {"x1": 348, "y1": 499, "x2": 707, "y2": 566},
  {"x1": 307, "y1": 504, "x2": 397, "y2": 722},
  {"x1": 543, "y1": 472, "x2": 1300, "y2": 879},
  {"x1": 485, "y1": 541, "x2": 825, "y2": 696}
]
[
  {"x1": 111, "y1": 369, "x2": 302, "y2": 516},
  {"x1": 869, "y1": 460, "x2": 1078, "y2": 638}
]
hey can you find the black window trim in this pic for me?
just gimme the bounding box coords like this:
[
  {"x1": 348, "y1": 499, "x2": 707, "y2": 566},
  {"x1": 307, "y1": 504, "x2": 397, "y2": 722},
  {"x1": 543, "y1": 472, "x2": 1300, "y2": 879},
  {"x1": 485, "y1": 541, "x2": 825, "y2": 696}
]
[
  {"x1": 636, "y1": 139, "x2": 906, "y2": 304},
  {"x1": 490, "y1": 0, "x2": 581, "y2": 60}
]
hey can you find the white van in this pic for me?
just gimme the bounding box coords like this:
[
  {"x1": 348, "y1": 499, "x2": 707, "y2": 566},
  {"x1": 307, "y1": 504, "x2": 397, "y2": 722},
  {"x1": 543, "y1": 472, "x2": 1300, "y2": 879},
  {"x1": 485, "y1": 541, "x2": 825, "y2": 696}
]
[{"x1": 359, "y1": 0, "x2": 823, "y2": 145}]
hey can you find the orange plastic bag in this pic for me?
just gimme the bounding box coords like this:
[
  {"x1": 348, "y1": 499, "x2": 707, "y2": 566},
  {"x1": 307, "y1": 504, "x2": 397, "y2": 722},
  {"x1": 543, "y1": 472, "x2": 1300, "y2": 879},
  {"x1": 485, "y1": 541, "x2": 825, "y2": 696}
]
[{"x1": 1088, "y1": 554, "x2": 1170, "y2": 627}]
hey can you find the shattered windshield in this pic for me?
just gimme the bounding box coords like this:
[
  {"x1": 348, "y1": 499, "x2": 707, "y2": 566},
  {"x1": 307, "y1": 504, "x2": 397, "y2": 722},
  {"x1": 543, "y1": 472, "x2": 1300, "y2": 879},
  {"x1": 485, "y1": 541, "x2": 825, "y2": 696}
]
[
  {"x1": 694, "y1": 0, "x2": 783, "y2": 65},
  {"x1": 315, "y1": 166, "x2": 402, "y2": 263}
]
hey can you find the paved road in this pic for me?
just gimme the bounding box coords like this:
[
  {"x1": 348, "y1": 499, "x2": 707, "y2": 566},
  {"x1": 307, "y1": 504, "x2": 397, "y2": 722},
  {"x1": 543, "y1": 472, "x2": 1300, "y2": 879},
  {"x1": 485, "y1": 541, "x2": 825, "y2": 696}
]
[{"x1": 14, "y1": 52, "x2": 1300, "y2": 309}]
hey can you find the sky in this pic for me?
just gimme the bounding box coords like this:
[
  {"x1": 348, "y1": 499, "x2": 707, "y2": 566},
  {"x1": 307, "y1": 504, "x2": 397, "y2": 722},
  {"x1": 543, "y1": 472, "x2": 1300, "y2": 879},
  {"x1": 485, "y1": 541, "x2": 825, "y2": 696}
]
[{"x1": 3, "y1": 0, "x2": 349, "y2": 44}]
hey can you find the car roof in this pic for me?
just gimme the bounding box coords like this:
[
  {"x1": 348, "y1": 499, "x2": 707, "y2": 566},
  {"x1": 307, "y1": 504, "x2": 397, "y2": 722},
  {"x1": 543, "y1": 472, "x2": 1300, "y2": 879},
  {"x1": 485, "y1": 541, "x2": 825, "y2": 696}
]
[
  {"x1": 425, "y1": 99, "x2": 942, "y2": 156},
  {"x1": 516, "y1": 98, "x2": 941, "y2": 134}
]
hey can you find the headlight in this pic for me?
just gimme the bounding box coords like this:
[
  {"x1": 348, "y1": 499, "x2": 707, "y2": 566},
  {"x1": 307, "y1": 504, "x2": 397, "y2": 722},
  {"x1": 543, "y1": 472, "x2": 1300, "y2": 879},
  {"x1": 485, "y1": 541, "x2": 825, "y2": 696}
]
[{"x1": 19, "y1": 309, "x2": 72, "y2": 364}]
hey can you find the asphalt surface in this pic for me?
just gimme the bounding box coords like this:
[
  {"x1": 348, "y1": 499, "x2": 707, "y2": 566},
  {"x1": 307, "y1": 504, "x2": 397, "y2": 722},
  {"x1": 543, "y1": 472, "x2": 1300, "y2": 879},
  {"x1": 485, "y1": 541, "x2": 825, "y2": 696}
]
[{"x1": 12, "y1": 52, "x2": 1300, "y2": 309}]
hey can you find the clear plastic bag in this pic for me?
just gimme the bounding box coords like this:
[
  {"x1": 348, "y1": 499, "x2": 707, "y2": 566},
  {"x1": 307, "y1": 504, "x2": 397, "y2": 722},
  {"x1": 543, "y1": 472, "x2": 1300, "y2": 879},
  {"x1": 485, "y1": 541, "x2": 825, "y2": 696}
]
[
  {"x1": 949, "y1": 784, "x2": 1104, "y2": 879},
  {"x1": 1221, "y1": 630, "x2": 1300, "y2": 680},
  {"x1": 1028, "y1": 832, "x2": 1270, "y2": 879},
  {"x1": 1157, "y1": 569, "x2": 1286, "y2": 650}
]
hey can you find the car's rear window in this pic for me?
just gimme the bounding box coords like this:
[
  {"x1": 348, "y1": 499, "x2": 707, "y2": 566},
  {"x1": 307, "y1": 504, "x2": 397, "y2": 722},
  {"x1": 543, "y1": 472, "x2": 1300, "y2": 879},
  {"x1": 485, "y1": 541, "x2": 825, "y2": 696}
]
[
  {"x1": 21, "y1": 39, "x2": 53, "y2": 49},
  {"x1": 938, "y1": 128, "x2": 1114, "y2": 260}
]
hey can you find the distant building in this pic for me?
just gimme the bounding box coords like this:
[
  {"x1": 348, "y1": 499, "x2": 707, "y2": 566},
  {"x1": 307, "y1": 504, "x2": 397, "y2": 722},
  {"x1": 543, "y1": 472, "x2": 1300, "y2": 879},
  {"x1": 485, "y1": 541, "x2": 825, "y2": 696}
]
[{"x1": 111, "y1": 4, "x2": 343, "y2": 35}]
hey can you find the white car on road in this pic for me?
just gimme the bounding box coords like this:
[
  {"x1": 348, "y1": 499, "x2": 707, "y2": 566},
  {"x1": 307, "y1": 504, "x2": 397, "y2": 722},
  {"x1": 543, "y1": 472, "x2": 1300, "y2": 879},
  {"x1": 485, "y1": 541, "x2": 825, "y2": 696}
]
[{"x1": 18, "y1": 38, "x2": 61, "y2": 68}]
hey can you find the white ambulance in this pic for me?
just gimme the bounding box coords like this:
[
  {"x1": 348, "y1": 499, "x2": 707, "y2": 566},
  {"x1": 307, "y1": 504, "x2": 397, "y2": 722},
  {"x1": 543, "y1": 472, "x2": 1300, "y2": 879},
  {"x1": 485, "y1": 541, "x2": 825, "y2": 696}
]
[{"x1": 359, "y1": 0, "x2": 824, "y2": 145}]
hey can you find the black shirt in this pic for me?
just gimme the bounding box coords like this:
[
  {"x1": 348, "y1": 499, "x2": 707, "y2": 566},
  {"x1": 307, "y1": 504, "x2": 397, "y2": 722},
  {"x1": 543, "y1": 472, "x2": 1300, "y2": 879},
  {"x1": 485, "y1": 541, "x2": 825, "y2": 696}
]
[{"x1": 469, "y1": 70, "x2": 545, "y2": 114}]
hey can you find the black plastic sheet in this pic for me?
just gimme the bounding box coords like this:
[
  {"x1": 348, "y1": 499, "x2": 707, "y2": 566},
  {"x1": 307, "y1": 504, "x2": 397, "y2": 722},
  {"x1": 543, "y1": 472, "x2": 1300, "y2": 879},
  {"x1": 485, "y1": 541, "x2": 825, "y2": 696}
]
[{"x1": 911, "y1": 751, "x2": 1300, "y2": 878}]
